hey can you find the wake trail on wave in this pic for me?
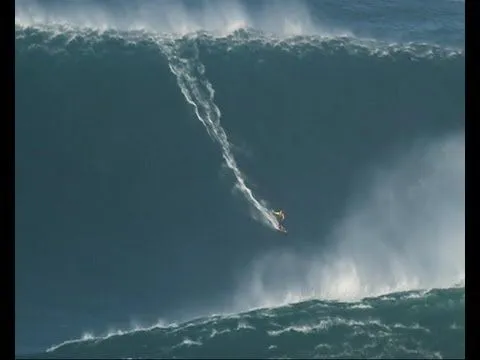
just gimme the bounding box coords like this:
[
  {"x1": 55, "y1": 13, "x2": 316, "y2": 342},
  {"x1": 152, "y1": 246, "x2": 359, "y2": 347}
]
[{"x1": 162, "y1": 39, "x2": 279, "y2": 230}]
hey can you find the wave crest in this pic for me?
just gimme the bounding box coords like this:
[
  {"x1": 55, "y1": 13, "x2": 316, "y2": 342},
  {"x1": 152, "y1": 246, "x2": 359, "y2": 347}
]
[{"x1": 16, "y1": 25, "x2": 463, "y2": 61}]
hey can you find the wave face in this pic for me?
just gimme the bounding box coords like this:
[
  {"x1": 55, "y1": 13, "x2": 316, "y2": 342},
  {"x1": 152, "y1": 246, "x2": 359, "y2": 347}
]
[
  {"x1": 15, "y1": 0, "x2": 464, "y2": 357},
  {"x1": 23, "y1": 288, "x2": 464, "y2": 359}
]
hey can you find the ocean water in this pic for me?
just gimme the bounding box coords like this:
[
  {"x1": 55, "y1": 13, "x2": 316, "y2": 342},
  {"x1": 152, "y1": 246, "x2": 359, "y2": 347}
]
[
  {"x1": 21, "y1": 288, "x2": 464, "y2": 359},
  {"x1": 15, "y1": 0, "x2": 464, "y2": 358}
]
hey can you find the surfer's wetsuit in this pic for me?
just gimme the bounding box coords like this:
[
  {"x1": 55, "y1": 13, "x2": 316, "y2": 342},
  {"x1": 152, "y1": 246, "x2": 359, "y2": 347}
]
[
  {"x1": 273, "y1": 210, "x2": 285, "y2": 222},
  {"x1": 273, "y1": 210, "x2": 286, "y2": 232}
]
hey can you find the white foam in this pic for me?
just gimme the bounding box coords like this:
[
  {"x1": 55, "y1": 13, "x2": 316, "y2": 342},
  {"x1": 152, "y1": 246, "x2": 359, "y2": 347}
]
[
  {"x1": 15, "y1": 0, "x2": 350, "y2": 38},
  {"x1": 392, "y1": 323, "x2": 431, "y2": 333},
  {"x1": 46, "y1": 332, "x2": 95, "y2": 352},
  {"x1": 348, "y1": 303, "x2": 373, "y2": 310},
  {"x1": 161, "y1": 39, "x2": 280, "y2": 229},
  {"x1": 267, "y1": 317, "x2": 390, "y2": 337},
  {"x1": 46, "y1": 318, "x2": 176, "y2": 352},
  {"x1": 234, "y1": 132, "x2": 465, "y2": 309},
  {"x1": 15, "y1": 0, "x2": 464, "y2": 61},
  {"x1": 174, "y1": 337, "x2": 203, "y2": 348},
  {"x1": 209, "y1": 328, "x2": 231, "y2": 338},
  {"x1": 237, "y1": 320, "x2": 255, "y2": 330}
]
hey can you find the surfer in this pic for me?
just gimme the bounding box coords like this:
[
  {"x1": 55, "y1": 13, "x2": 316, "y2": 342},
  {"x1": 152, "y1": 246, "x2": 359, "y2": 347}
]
[
  {"x1": 273, "y1": 210, "x2": 285, "y2": 222},
  {"x1": 272, "y1": 210, "x2": 287, "y2": 233}
]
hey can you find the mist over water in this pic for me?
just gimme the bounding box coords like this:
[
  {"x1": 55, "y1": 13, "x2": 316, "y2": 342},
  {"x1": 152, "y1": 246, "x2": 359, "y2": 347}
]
[
  {"x1": 234, "y1": 133, "x2": 465, "y2": 310},
  {"x1": 15, "y1": 0, "x2": 463, "y2": 47},
  {"x1": 15, "y1": 0, "x2": 464, "y2": 356},
  {"x1": 14, "y1": 0, "x2": 347, "y2": 37}
]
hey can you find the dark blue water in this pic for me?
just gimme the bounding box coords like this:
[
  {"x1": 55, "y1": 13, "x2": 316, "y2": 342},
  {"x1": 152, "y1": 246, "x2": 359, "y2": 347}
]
[
  {"x1": 20, "y1": 288, "x2": 465, "y2": 359},
  {"x1": 15, "y1": 0, "x2": 464, "y2": 357}
]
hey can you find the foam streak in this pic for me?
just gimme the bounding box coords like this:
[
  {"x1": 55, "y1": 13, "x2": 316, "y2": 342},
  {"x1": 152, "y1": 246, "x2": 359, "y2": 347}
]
[{"x1": 163, "y1": 39, "x2": 278, "y2": 229}]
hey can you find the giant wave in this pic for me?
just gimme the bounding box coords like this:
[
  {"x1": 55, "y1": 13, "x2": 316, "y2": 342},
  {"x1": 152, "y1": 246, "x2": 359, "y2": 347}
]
[
  {"x1": 15, "y1": 1, "x2": 464, "y2": 357},
  {"x1": 21, "y1": 287, "x2": 464, "y2": 359}
]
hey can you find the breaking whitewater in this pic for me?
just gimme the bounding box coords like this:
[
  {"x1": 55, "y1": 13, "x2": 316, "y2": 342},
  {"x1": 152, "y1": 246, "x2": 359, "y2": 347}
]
[
  {"x1": 15, "y1": 4, "x2": 464, "y2": 357},
  {"x1": 19, "y1": 287, "x2": 463, "y2": 359}
]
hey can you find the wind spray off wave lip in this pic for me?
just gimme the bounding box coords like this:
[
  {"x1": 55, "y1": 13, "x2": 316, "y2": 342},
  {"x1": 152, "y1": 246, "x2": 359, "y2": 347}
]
[
  {"x1": 15, "y1": 0, "x2": 464, "y2": 356},
  {"x1": 15, "y1": 0, "x2": 464, "y2": 48},
  {"x1": 233, "y1": 132, "x2": 464, "y2": 311},
  {"x1": 14, "y1": 0, "x2": 351, "y2": 39}
]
